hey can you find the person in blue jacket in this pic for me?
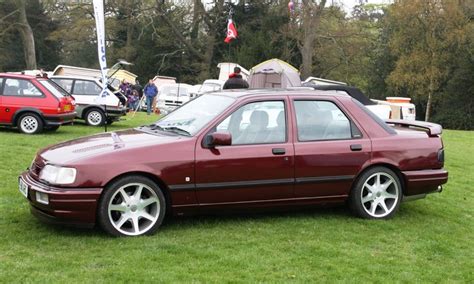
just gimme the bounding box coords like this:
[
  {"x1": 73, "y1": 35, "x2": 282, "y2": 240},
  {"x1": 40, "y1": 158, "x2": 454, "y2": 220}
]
[{"x1": 143, "y1": 79, "x2": 158, "y2": 115}]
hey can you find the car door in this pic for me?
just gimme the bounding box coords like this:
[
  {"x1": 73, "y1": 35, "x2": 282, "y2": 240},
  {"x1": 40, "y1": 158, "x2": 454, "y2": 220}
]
[
  {"x1": 0, "y1": 78, "x2": 4, "y2": 123},
  {"x1": 194, "y1": 98, "x2": 295, "y2": 205},
  {"x1": 292, "y1": 98, "x2": 371, "y2": 198}
]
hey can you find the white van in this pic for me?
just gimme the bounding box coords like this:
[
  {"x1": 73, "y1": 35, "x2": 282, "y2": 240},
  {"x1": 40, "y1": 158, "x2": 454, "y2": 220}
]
[
  {"x1": 156, "y1": 83, "x2": 193, "y2": 114},
  {"x1": 51, "y1": 75, "x2": 127, "y2": 126}
]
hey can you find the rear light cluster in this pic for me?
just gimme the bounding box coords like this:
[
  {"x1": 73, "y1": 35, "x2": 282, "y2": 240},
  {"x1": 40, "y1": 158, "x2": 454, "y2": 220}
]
[
  {"x1": 438, "y1": 149, "x2": 445, "y2": 163},
  {"x1": 58, "y1": 98, "x2": 75, "y2": 113}
]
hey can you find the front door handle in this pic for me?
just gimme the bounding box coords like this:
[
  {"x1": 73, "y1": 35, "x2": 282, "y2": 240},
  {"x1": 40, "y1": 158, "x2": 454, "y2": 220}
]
[
  {"x1": 272, "y1": 148, "x2": 286, "y2": 155},
  {"x1": 350, "y1": 144, "x2": 362, "y2": 151}
]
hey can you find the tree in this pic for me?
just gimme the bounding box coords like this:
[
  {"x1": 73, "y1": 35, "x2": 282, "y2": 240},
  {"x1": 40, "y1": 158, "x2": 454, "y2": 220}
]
[
  {"x1": 386, "y1": 0, "x2": 469, "y2": 121},
  {"x1": 285, "y1": 0, "x2": 327, "y2": 79}
]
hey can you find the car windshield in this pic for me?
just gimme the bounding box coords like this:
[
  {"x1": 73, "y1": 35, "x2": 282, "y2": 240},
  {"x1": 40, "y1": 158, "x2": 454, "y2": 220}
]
[
  {"x1": 39, "y1": 80, "x2": 71, "y2": 98},
  {"x1": 151, "y1": 94, "x2": 235, "y2": 136}
]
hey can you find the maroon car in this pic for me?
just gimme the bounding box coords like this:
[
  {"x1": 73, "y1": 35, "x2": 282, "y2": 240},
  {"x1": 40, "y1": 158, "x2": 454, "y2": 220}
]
[{"x1": 19, "y1": 90, "x2": 448, "y2": 236}]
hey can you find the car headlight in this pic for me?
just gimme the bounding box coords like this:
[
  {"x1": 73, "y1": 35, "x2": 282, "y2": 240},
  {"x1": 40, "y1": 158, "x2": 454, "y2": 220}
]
[{"x1": 39, "y1": 165, "x2": 76, "y2": 185}]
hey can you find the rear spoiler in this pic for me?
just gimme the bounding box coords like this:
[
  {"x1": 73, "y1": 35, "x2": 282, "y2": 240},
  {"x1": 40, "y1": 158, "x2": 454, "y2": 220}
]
[{"x1": 386, "y1": 119, "x2": 442, "y2": 137}]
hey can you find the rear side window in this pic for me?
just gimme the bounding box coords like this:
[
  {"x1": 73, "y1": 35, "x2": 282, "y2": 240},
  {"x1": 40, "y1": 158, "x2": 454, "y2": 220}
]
[
  {"x1": 52, "y1": 78, "x2": 73, "y2": 92},
  {"x1": 2, "y1": 78, "x2": 43, "y2": 97},
  {"x1": 294, "y1": 100, "x2": 353, "y2": 141},
  {"x1": 352, "y1": 99, "x2": 396, "y2": 135},
  {"x1": 39, "y1": 80, "x2": 70, "y2": 99},
  {"x1": 73, "y1": 80, "x2": 102, "y2": 95}
]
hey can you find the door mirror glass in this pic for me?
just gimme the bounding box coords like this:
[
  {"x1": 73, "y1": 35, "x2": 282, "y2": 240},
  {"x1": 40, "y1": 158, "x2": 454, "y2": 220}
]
[{"x1": 203, "y1": 132, "x2": 232, "y2": 148}]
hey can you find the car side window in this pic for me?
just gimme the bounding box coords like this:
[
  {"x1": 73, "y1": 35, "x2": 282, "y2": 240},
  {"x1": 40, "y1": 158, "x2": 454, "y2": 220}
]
[
  {"x1": 73, "y1": 80, "x2": 102, "y2": 95},
  {"x1": 3, "y1": 78, "x2": 42, "y2": 97},
  {"x1": 52, "y1": 79, "x2": 73, "y2": 92},
  {"x1": 294, "y1": 100, "x2": 353, "y2": 141},
  {"x1": 215, "y1": 101, "x2": 286, "y2": 145}
]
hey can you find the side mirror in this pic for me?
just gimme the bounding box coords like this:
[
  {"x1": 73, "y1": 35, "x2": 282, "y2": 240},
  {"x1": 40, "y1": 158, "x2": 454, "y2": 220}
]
[{"x1": 203, "y1": 132, "x2": 232, "y2": 148}]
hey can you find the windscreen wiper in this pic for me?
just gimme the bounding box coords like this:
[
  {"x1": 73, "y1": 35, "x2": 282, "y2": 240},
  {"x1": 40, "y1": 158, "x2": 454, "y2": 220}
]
[{"x1": 161, "y1": 126, "x2": 191, "y2": 136}]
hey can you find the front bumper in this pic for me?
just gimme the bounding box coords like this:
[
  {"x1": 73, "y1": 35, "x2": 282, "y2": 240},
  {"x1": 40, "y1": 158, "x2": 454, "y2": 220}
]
[
  {"x1": 19, "y1": 172, "x2": 102, "y2": 227},
  {"x1": 43, "y1": 112, "x2": 76, "y2": 126},
  {"x1": 402, "y1": 168, "x2": 448, "y2": 196}
]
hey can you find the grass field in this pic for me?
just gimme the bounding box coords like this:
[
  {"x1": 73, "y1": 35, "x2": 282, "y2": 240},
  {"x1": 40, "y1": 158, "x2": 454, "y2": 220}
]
[{"x1": 0, "y1": 113, "x2": 472, "y2": 283}]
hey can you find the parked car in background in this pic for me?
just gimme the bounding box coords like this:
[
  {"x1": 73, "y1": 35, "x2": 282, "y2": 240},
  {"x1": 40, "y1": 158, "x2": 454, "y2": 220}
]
[
  {"x1": 19, "y1": 89, "x2": 447, "y2": 236},
  {"x1": 374, "y1": 97, "x2": 416, "y2": 121},
  {"x1": 155, "y1": 83, "x2": 193, "y2": 114},
  {"x1": 51, "y1": 75, "x2": 127, "y2": 126},
  {"x1": 0, "y1": 73, "x2": 76, "y2": 134},
  {"x1": 198, "y1": 79, "x2": 225, "y2": 95}
]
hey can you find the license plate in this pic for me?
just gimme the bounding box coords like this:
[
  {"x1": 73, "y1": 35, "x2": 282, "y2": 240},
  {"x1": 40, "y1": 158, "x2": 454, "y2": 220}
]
[
  {"x1": 19, "y1": 178, "x2": 28, "y2": 198},
  {"x1": 64, "y1": 105, "x2": 72, "y2": 111}
]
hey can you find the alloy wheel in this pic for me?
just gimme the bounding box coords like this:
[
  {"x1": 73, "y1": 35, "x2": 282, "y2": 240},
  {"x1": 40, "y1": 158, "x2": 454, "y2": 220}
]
[
  {"x1": 87, "y1": 110, "x2": 104, "y2": 126},
  {"x1": 108, "y1": 182, "x2": 161, "y2": 236},
  {"x1": 360, "y1": 172, "x2": 400, "y2": 218},
  {"x1": 20, "y1": 115, "x2": 39, "y2": 134}
]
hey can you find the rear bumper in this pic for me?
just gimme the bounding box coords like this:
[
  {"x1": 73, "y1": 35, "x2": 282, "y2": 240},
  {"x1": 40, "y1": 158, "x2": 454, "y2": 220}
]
[
  {"x1": 19, "y1": 172, "x2": 102, "y2": 227},
  {"x1": 402, "y1": 168, "x2": 448, "y2": 196},
  {"x1": 106, "y1": 107, "x2": 127, "y2": 118},
  {"x1": 43, "y1": 112, "x2": 76, "y2": 126}
]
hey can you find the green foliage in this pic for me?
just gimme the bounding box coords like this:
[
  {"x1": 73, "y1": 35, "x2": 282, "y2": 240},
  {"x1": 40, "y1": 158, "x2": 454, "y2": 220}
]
[{"x1": 0, "y1": 0, "x2": 472, "y2": 129}]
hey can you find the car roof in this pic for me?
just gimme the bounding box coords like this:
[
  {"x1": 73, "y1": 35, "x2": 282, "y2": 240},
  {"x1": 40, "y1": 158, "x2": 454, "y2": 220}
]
[
  {"x1": 0, "y1": 72, "x2": 46, "y2": 80},
  {"x1": 207, "y1": 88, "x2": 349, "y2": 100}
]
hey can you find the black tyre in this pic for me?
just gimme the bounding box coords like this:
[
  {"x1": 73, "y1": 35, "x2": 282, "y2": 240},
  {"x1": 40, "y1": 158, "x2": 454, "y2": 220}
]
[
  {"x1": 106, "y1": 118, "x2": 115, "y2": 125},
  {"x1": 17, "y1": 113, "x2": 44, "y2": 134},
  {"x1": 85, "y1": 108, "x2": 105, "y2": 126},
  {"x1": 349, "y1": 167, "x2": 402, "y2": 219},
  {"x1": 98, "y1": 175, "x2": 166, "y2": 237}
]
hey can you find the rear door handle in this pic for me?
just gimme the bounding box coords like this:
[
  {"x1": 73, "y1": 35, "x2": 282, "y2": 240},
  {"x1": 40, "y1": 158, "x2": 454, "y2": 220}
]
[
  {"x1": 350, "y1": 144, "x2": 362, "y2": 151},
  {"x1": 272, "y1": 148, "x2": 286, "y2": 155}
]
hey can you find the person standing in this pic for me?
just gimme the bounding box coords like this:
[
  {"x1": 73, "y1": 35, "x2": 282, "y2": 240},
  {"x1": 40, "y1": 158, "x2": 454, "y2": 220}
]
[
  {"x1": 143, "y1": 79, "x2": 158, "y2": 115},
  {"x1": 223, "y1": 67, "x2": 249, "y2": 89}
]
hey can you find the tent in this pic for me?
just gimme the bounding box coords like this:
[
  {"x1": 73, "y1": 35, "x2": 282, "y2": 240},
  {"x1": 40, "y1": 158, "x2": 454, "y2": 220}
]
[{"x1": 248, "y1": 59, "x2": 301, "y2": 88}]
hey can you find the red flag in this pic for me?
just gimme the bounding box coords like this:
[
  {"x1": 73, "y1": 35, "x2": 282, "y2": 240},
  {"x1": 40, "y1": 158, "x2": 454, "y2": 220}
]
[{"x1": 224, "y1": 19, "x2": 238, "y2": 43}]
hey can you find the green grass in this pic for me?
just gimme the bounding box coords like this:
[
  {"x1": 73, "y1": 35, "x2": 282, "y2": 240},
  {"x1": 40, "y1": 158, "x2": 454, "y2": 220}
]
[{"x1": 0, "y1": 114, "x2": 472, "y2": 283}]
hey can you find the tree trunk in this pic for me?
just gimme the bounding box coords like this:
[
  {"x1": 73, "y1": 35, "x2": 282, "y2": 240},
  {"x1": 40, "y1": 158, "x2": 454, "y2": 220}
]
[
  {"x1": 16, "y1": 0, "x2": 36, "y2": 70},
  {"x1": 298, "y1": 0, "x2": 326, "y2": 79},
  {"x1": 425, "y1": 74, "x2": 434, "y2": 121}
]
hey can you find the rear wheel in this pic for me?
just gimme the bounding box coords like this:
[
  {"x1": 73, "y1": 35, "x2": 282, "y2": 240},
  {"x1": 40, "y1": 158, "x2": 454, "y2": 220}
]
[
  {"x1": 350, "y1": 167, "x2": 402, "y2": 219},
  {"x1": 98, "y1": 175, "x2": 166, "y2": 237},
  {"x1": 85, "y1": 108, "x2": 105, "y2": 126},
  {"x1": 17, "y1": 113, "x2": 43, "y2": 134}
]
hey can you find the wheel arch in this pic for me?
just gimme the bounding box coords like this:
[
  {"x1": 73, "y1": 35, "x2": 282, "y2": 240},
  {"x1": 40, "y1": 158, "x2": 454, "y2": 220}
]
[
  {"x1": 12, "y1": 108, "x2": 45, "y2": 126},
  {"x1": 99, "y1": 171, "x2": 172, "y2": 214},
  {"x1": 82, "y1": 105, "x2": 105, "y2": 119},
  {"x1": 352, "y1": 163, "x2": 406, "y2": 195}
]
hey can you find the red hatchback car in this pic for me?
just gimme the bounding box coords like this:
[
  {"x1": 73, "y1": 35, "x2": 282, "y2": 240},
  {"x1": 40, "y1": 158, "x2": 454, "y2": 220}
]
[
  {"x1": 19, "y1": 90, "x2": 448, "y2": 236},
  {"x1": 0, "y1": 73, "x2": 76, "y2": 134}
]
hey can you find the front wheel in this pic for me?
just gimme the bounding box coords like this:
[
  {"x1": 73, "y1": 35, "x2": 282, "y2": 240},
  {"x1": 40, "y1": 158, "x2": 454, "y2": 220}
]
[
  {"x1": 350, "y1": 167, "x2": 402, "y2": 219},
  {"x1": 98, "y1": 175, "x2": 166, "y2": 237}
]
